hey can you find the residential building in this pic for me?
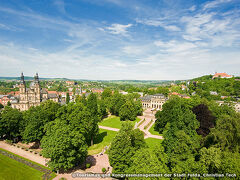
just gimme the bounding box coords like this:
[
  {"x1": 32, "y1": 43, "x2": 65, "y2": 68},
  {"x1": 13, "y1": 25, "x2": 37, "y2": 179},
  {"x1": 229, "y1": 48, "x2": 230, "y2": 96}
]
[
  {"x1": 210, "y1": 91, "x2": 218, "y2": 95},
  {"x1": 66, "y1": 81, "x2": 75, "y2": 86}
]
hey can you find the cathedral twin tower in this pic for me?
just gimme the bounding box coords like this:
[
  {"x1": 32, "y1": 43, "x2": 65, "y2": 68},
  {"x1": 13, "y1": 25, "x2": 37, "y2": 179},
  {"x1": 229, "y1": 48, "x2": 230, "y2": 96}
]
[{"x1": 12, "y1": 73, "x2": 57, "y2": 111}]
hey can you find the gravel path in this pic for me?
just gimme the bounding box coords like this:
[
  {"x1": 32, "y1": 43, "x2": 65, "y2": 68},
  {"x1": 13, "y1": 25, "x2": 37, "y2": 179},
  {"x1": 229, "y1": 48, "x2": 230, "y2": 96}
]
[
  {"x1": 137, "y1": 109, "x2": 163, "y2": 139},
  {"x1": 0, "y1": 141, "x2": 113, "y2": 180},
  {"x1": 99, "y1": 109, "x2": 163, "y2": 140},
  {"x1": 99, "y1": 125, "x2": 119, "y2": 132},
  {"x1": 0, "y1": 141, "x2": 47, "y2": 166}
]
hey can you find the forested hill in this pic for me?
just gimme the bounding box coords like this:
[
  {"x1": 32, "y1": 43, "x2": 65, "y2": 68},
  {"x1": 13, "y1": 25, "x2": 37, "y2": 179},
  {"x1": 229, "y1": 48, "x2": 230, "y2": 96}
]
[{"x1": 187, "y1": 75, "x2": 240, "y2": 100}]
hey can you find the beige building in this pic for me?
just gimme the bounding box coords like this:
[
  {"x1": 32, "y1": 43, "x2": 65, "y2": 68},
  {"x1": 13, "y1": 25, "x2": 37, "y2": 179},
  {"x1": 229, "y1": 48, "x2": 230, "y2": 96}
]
[
  {"x1": 140, "y1": 94, "x2": 168, "y2": 111},
  {"x1": 11, "y1": 73, "x2": 59, "y2": 111},
  {"x1": 216, "y1": 101, "x2": 240, "y2": 113}
]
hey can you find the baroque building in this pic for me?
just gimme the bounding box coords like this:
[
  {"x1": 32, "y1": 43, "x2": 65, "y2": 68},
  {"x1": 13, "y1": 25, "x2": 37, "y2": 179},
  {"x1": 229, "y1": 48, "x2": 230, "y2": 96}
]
[
  {"x1": 140, "y1": 94, "x2": 168, "y2": 111},
  {"x1": 11, "y1": 73, "x2": 59, "y2": 111}
]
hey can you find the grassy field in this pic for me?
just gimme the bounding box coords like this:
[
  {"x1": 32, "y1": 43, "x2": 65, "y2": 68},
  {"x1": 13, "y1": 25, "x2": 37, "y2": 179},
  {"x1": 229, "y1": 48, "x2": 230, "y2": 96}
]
[
  {"x1": 99, "y1": 116, "x2": 141, "y2": 129},
  {"x1": 145, "y1": 138, "x2": 163, "y2": 150},
  {"x1": 148, "y1": 123, "x2": 162, "y2": 136},
  {"x1": 0, "y1": 153, "x2": 44, "y2": 180},
  {"x1": 88, "y1": 129, "x2": 117, "y2": 155}
]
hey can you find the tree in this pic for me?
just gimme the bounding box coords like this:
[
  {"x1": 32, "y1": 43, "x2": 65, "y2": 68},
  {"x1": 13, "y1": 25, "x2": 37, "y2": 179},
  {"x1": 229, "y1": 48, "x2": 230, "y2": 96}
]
[
  {"x1": 109, "y1": 122, "x2": 146, "y2": 173},
  {"x1": 98, "y1": 99, "x2": 107, "y2": 119},
  {"x1": 205, "y1": 114, "x2": 240, "y2": 152},
  {"x1": 192, "y1": 104, "x2": 215, "y2": 137},
  {"x1": 0, "y1": 103, "x2": 4, "y2": 109},
  {"x1": 119, "y1": 100, "x2": 137, "y2": 121},
  {"x1": 220, "y1": 151, "x2": 240, "y2": 176},
  {"x1": 108, "y1": 91, "x2": 126, "y2": 116},
  {"x1": 78, "y1": 93, "x2": 87, "y2": 106},
  {"x1": 0, "y1": 106, "x2": 23, "y2": 140},
  {"x1": 56, "y1": 102, "x2": 99, "y2": 146},
  {"x1": 156, "y1": 86, "x2": 169, "y2": 96},
  {"x1": 7, "y1": 101, "x2": 11, "y2": 106},
  {"x1": 167, "y1": 130, "x2": 200, "y2": 174},
  {"x1": 127, "y1": 148, "x2": 169, "y2": 177},
  {"x1": 154, "y1": 97, "x2": 201, "y2": 174},
  {"x1": 66, "y1": 92, "x2": 70, "y2": 104},
  {"x1": 87, "y1": 93, "x2": 100, "y2": 145},
  {"x1": 41, "y1": 119, "x2": 88, "y2": 172},
  {"x1": 198, "y1": 147, "x2": 221, "y2": 173},
  {"x1": 134, "y1": 99, "x2": 143, "y2": 116},
  {"x1": 101, "y1": 88, "x2": 112, "y2": 100},
  {"x1": 87, "y1": 93, "x2": 99, "y2": 118},
  {"x1": 22, "y1": 100, "x2": 60, "y2": 143}
]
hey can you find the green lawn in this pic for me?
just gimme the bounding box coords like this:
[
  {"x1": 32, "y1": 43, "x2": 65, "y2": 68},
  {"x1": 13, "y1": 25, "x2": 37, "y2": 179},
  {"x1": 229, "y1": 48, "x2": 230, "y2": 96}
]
[
  {"x1": 0, "y1": 153, "x2": 44, "y2": 180},
  {"x1": 145, "y1": 138, "x2": 163, "y2": 150},
  {"x1": 149, "y1": 123, "x2": 162, "y2": 136},
  {"x1": 88, "y1": 129, "x2": 117, "y2": 155},
  {"x1": 99, "y1": 116, "x2": 141, "y2": 129}
]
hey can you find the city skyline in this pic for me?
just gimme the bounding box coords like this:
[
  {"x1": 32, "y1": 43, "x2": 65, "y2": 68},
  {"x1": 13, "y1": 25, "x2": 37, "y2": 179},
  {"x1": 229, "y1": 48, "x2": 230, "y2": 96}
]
[{"x1": 0, "y1": 0, "x2": 240, "y2": 80}]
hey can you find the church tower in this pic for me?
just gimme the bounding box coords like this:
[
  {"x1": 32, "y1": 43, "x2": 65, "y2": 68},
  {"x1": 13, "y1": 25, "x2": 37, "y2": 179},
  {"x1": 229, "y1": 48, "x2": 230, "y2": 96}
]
[
  {"x1": 34, "y1": 73, "x2": 41, "y2": 103},
  {"x1": 19, "y1": 73, "x2": 26, "y2": 99}
]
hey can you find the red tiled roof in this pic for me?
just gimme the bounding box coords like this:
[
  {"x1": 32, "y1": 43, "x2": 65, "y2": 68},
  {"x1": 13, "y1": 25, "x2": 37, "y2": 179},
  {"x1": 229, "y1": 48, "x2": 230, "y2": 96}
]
[
  {"x1": 170, "y1": 92, "x2": 180, "y2": 95},
  {"x1": 47, "y1": 91, "x2": 58, "y2": 94},
  {"x1": 213, "y1": 73, "x2": 232, "y2": 78}
]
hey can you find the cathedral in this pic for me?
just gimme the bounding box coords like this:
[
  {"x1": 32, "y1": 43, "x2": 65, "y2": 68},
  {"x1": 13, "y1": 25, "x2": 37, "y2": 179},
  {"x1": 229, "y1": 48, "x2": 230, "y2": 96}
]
[{"x1": 11, "y1": 73, "x2": 58, "y2": 111}]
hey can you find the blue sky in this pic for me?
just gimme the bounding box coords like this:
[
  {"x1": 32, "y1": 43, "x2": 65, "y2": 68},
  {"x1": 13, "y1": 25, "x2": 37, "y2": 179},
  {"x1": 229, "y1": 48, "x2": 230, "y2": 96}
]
[{"x1": 0, "y1": 0, "x2": 239, "y2": 80}]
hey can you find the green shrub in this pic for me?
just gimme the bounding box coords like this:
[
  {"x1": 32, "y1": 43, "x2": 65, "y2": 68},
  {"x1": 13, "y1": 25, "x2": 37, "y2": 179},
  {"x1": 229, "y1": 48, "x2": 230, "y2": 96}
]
[
  {"x1": 17, "y1": 145, "x2": 20, "y2": 148},
  {"x1": 86, "y1": 163, "x2": 91, "y2": 168},
  {"x1": 5, "y1": 139, "x2": 13, "y2": 145},
  {"x1": 102, "y1": 167, "x2": 106, "y2": 173},
  {"x1": 30, "y1": 150, "x2": 32, "y2": 153},
  {"x1": 25, "y1": 149, "x2": 29, "y2": 151}
]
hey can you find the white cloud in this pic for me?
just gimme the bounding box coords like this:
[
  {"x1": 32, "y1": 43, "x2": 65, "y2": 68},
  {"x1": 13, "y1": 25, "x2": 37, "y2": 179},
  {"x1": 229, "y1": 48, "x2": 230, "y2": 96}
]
[
  {"x1": 203, "y1": 0, "x2": 232, "y2": 10},
  {"x1": 136, "y1": 18, "x2": 181, "y2": 31},
  {"x1": 122, "y1": 45, "x2": 147, "y2": 55},
  {"x1": 189, "y1": 5, "x2": 196, "y2": 11},
  {"x1": 114, "y1": 61, "x2": 128, "y2": 67},
  {"x1": 154, "y1": 40, "x2": 197, "y2": 53},
  {"x1": 164, "y1": 25, "x2": 181, "y2": 31},
  {"x1": 181, "y1": 10, "x2": 240, "y2": 48},
  {"x1": 0, "y1": 23, "x2": 10, "y2": 30},
  {"x1": 104, "y1": 23, "x2": 132, "y2": 36}
]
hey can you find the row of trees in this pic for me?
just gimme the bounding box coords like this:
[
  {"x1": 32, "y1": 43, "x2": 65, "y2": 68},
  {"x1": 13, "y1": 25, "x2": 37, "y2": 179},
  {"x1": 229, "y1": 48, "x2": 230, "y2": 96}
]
[{"x1": 109, "y1": 96, "x2": 240, "y2": 176}]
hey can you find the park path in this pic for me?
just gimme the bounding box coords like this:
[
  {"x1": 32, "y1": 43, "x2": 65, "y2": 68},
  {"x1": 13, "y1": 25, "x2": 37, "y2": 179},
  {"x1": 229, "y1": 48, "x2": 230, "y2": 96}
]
[
  {"x1": 137, "y1": 109, "x2": 163, "y2": 139},
  {"x1": 0, "y1": 141, "x2": 112, "y2": 180},
  {"x1": 99, "y1": 125, "x2": 119, "y2": 132},
  {"x1": 0, "y1": 141, "x2": 47, "y2": 166},
  {"x1": 99, "y1": 109, "x2": 163, "y2": 140}
]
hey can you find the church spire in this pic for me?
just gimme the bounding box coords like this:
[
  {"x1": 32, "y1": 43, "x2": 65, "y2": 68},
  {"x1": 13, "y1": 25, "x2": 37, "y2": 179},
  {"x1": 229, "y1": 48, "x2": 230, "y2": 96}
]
[
  {"x1": 34, "y1": 72, "x2": 39, "y2": 83},
  {"x1": 20, "y1": 72, "x2": 25, "y2": 84}
]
